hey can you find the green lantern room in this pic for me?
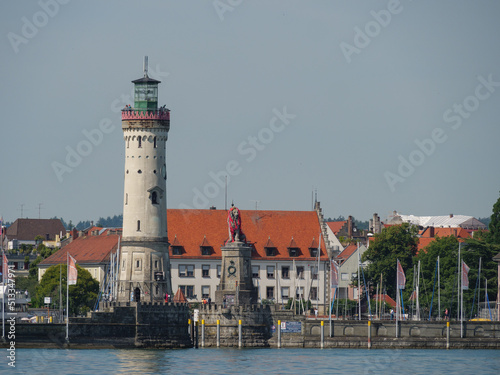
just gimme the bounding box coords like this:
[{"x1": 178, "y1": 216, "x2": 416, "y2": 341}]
[{"x1": 132, "y1": 56, "x2": 160, "y2": 111}]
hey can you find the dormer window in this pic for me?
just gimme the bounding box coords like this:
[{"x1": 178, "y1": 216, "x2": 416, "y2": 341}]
[
  {"x1": 201, "y1": 247, "x2": 212, "y2": 256},
  {"x1": 170, "y1": 235, "x2": 183, "y2": 255},
  {"x1": 171, "y1": 246, "x2": 182, "y2": 255},
  {"x1": 308, "y1": 238, "x2": 320, "y2": 257},
  {"x1": 264, "y1": 237, "x2": 277, "y2": 257},
  {"x1": 266, "y1": 247, "x2": 276, "y2": 256},
  {"x1": 288, "y1": 237, "x2": 300, "y2": 257},
  {"x1": 200, "y1": 236, "x2": 213, "y2": 256}
]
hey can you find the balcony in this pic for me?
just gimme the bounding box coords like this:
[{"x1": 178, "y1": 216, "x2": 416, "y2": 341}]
[{"x1": 121, "y1": 109, "x2": 170, "y2": 121}]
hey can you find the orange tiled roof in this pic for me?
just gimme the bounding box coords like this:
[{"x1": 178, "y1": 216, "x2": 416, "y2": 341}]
[
  {"x1": 168, "y1": 209, "x2": 327, "y2": 261},
  {"x1": 40, "y1": 232, "x2": 120, "y2": 266},
  {"x1": 373, "y1": 294, "x2": 396, "y2": 308},
  {"x1": 417, "y1": 227, "x2": 471, "y2": 253},
  {"x1": 337, "y1": 244, "x2": 357, "y2": 265},
  {"x1": 327, "y1": 221, "x2": 347, "y2": 235}
]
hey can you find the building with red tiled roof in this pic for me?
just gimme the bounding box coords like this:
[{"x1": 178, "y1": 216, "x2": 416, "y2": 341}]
[
  {"x1": 38, "y1": 228, "x2": 121, "y2": 283},
  {"x1": 5, "y1": 218, "x2": 66, "y2": 249},
  {"x1": 167, "y1": 209, "x2": 330, "y2": 310}
]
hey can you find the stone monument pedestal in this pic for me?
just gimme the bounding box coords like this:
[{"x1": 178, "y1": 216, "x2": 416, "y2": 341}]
[{"x1": 215, "y1": 241, "x2": 257, "y2": 306}]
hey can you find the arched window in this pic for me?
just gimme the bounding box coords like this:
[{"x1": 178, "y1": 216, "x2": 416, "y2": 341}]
[
  {"x1": 138, "y1": 137, "x2": 142, "y2": 148},
  {"x1": 154, "y1": 136, "x2": 157, "y2": 148},
  {"x1": 152, "y1": 191, "x2": 158, "y2": 204}
]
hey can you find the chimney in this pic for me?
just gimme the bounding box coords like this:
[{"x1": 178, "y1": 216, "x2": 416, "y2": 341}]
[
  {"x1": 449, "y1": 214, "x2": 453, "y2": 218},
  {"x1": 429, "y1": 226, "x2": 435, "y2": 238},
  {"x1": 348, "y1": 215, "x2": 353, "y2": 238}
]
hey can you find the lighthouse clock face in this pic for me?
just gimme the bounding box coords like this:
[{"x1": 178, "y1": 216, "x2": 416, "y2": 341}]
[{"x1": 160, "y1": 164, "x2": 166, "y2": 180}]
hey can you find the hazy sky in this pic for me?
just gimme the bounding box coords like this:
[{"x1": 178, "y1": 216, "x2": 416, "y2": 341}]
[{"x1": 1, "y1": 1, "x2": 499, "y2": 224}]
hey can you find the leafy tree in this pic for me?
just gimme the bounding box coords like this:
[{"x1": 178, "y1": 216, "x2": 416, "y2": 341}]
[
  {"x1": 15, "y1": 276, "x2": 38, "y2": 298},
  {"x1": 415, "y1": 236, "x2": 460, "y2": 319},
  {"x1": 361, "y1": 223, "x2": 419, "y2": 298},
  {"x1": 488, "y1": 191, "x2": 500, "y2": 244},
  {"x1": 33, "y1": 264, "x2": 99, "y2": 316}
]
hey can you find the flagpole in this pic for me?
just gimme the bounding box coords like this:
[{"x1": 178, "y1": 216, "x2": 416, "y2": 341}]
[
  {"x1": 316, "y1": 233, "x2": 320, "y2": 313},
  {"x1": 438, "y1": 256, "x2": 440, "y2": 321},
  {"x1": 457, "y1": 242, "x2": 460, "y2": 321},
  {"x1": 459, "y1": 242, "x2": 464, "y2": 338},
  {"x1": 66, "y1": 252, "x2": 69, "y2": 341},
  {"x1": 396, "y1": 259, "x2": 399, "y2": 338},
  {"x1": 357, "y1": 243, "x2": 361, "y2": 321},
  {"x1": 2, "y1": 217, "x2": 5, "y2": 340}
]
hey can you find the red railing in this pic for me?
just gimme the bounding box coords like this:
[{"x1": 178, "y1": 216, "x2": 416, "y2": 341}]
[{"x1": 121, "y1": 109, "x2": 170, "y2": 120}]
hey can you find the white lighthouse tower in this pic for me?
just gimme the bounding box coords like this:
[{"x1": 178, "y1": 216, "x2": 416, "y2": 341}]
[{"x1": 117, "y1": 57, "x2": 172, "y2": 303}]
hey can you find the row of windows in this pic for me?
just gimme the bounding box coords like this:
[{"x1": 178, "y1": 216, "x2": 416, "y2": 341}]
[
  {"x1": 127, "y1": 136, "x2": 158, "y2": 149},
  {"x1": 122, "y1": 259, "x2": 161, "y2": 271},
  {"x1": 265, "y1": 248, "x2": 319, "y2": 257},
  {"x1": 175, "y1": 285, "x2": 318, "y2": 301},
  {"x1": 263, "y1": 265, "x2": 318, "y2": 280},
  {"x1": 177, "y1": 264, "x2": 318, "y2": 280},
  {"x1": 178, "y1": 285, "x2": 210, "y2": 299},
  {"x1": 261, "y1": 286, "x2": 319, "y2": 300}
]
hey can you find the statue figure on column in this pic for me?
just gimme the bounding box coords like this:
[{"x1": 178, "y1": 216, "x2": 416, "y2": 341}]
[{"x1": 227, "y1": 204, "x2": 246, "y2": 243}]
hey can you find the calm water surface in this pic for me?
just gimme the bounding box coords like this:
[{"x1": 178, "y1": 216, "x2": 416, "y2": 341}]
[{"x1": 4, "y1": 348, "x2": 499, "y2": 374}]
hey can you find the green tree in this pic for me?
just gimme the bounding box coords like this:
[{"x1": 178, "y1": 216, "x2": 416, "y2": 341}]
[
  {"x1": 415, "y1": 236, "x2": 460, "y2": 319},
  {"x1": 488, "y1": 191, "x2": 500, "y2": 244},
  {"x1": 361, "y1": 223, "x2": 419, "y2": 298},
  {"x1": 33, "y1": 264, "x2": 99, "y2": 316}
]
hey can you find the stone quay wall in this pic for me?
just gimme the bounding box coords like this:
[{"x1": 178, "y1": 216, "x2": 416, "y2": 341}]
[
  {"x1": 197, "y1": 304, "x2": 500, "y2": 349},
  {"x1": 4, "y1": 302, "x2": 500, "y2": 349},
  {"x1": 6, "y1": 301, "x2": 192, "y2": 349}
]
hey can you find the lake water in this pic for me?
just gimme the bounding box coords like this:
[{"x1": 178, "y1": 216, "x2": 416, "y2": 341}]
[{"x1": 3, "y1": 348, "x2": 499, "y2": 374}]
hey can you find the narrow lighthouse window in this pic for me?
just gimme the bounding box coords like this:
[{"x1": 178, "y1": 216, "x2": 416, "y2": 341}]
[
  {"x1": 154, "y1": 136, "x2": 157, "y2": 148},
  {"x1": 137, "y1": 220, "x2": 141, "y2": 231},
  {"x1": 152, "y1": 191, "x2": 158, "y2": 205},
  {"x1": 138, "y1": 137, "x2": 142, "y2": 148}
]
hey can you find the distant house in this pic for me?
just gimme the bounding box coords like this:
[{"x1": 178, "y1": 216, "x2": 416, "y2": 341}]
[
  {"x1": 38, "y1": 227, "x2": 121, "y2": 284},
  {"x1": 326, "y1": 215, "x2": 365, "y2": 248},
  {"x1": 335, "y1": 244, "x2": 368, "y2": 300},
  {"x1": 5, "y1": 218, "x2": 66, "y2": 250},
  {"x1": 386, "y1": 212, "x2": 486, "y2": 231}
]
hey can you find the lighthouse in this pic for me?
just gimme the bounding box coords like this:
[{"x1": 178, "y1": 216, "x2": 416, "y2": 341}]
[{"x1": 117, "y1": 57, "x2": 172, "y2": 303}]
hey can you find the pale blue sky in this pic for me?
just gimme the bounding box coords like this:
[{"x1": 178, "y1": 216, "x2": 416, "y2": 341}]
[{"x1": 1, "y1": 0, "x2": 499, "y2": 224}]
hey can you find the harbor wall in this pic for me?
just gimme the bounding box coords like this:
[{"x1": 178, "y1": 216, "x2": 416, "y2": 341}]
[
  {"x1": 3, "y1": 303, "x2": 500, "y2": 349},
  {"x1": 3, "y1": 301, "x2": 192, "y2": 349}
]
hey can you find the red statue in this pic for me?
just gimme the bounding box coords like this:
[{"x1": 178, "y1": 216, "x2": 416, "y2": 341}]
[{"x1": 227, "y1": 204, "x2": 246, "y2": 243}]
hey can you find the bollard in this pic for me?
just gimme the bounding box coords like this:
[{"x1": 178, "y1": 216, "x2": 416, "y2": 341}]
[
  {"x1": 217, "y1": 319, "x2": 220, "y2": 348},
  {"x1": 320, "y1": 321, "x2": 324, "y2": 349},
  {"x1": 446, "y1": 321, "x2": 450, "y2": 349},
  {"x1": 195, "y1": 321, "x2": 199, "y2": 349},
  {"x1": 238, "y1": 319, "x2": 242, "y2": 348},
  {"x1": 277, "y1": 320, "x2": 281, "y2": 348},
  {"x1": 368, "y1": 321, "x2": 372, "y2": 349},
  {"x1": 201, "y1": 320, "x2": 205, "y2": 348}
]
